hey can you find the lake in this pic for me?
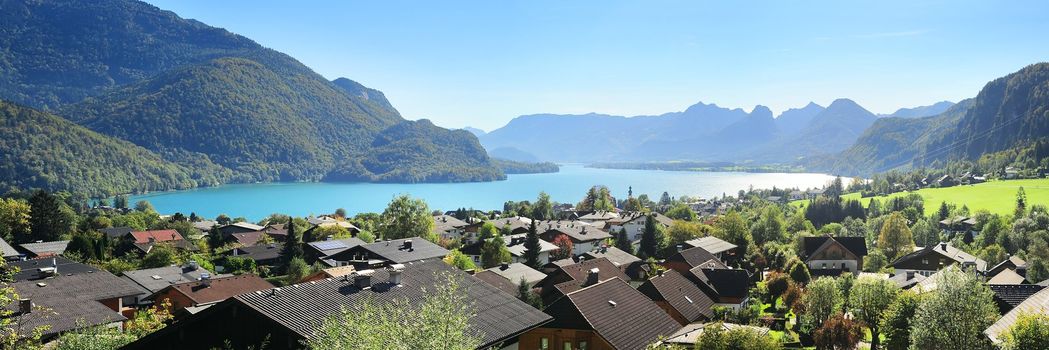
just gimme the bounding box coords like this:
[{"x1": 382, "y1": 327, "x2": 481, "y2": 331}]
[{"x1": 129, "y1": 164, "x2": 836, "y2": 220}]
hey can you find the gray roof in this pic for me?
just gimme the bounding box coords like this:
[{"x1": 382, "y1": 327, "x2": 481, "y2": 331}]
[
  {"x1": 99, "y1": 226, "x2": 133, "y2": 239},
  {"x1": 581, "y1": 246, "x2": 641, "y2": 268},
  {"x1": 685, "y1": 236, "x2": 738, "y2": 255},
  {"x1": 7, "y1": 257, "x2": 142, "y2": 337},
  {"x1": 988, "y1": 268, "x2": 1027, "y2": 285},
  {"x1": 305, "y1": 237, "x2": 366, "y2": 257},
  {"x1": 664, "y1": 322, "x2": 769, "y2": 345},
  {"x1": 122, "y1": 265, "x2": 213, "y2": 294},
  {"x1": 433, "y1": 215, "x2": 468, "y2": 232},
  {"x1": 894, "y1": 242, "x2": 987, "y2": 272},
  {"x1": 18, "y1": 240, "x2": 70, "y2": 256},
  {"x1": 484, "y1": 263, "x2": 547, "y2": 285},
  {"x1": 229, "y1": 244, "x2": 282, "y2": 263},
  {"x1": 0, "y1": 236, "x2": 19, "y2": 258},
  {"x1": 329, "y1": 237, "x2": 449, "y2": 264},
  {"x1": 506, "y1": 233, "x2": 559, "y2": 257},
  {"x1": 987, "y1": 286, "x2": 1049, "y2": 343},
  {"x1": 538, "y1": 220, "x2": 612, "y2": 242}
]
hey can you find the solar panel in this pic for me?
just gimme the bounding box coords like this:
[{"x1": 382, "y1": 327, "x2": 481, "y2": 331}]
[{"x1": 312, "y1": 241, "x2": 348, "y2": 251}]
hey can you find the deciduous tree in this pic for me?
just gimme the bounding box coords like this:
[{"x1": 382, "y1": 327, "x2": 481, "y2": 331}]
[
  {"x1": 849, "y1": 276, "x2": 899, "y2": 350},
  {"x1": 379, "y1": 195, "x2": 436, "y2": 241},
  {"x1": 877, "y1": 212, "x2": 914, "y2": 260},
  {"x1": 909, "y1": 266, "x2": 999, "y2": 350}
]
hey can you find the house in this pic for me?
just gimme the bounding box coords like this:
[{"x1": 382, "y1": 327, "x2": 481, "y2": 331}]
[
  {"x1": 0, "y1": 236, "x2": 21, "y2": 261},
  {"x1": 303, "y1": 237, "x2": 365, "y2": 264},
  {"x1": 17, "y1": 240, "x2": 70, "y2": 258},
  {"x1": 682, "y1": 236, "x2": 739, "y2": 262},
  {"x1": 988, "y1": 268, "x2": 1027, "y2": 285},
  {"x1": 538, "y1": 220, "x2": 612, "y2": 256},
  {"x1": 483, "y1": 262, "x2": 547, "y2": 286},
  {"x1": 126, "y1": 230, "x2": 197, "y2": 255},
  {"x1": 506, "y1": 233, "x2": 560, "y2": 265},
  {"x1": 936, "y1": 174, "x2": 956, "y2": 187},
  {"x1": 146, "y1": 274, "x2": 273, "y2": 314},
  {"x1": 323, "y1": 237, "x2": 449, "y2": 268},
  {"x1": 800, "y1": 236, "x2": 868, "y2": 276},
  {"x1": 473, "y1": 270, "x2": 523, "y2": 295},
  {"x1": 939, "y1": 216, "x2": 979, "y2": 240},
  {"x1": 986, "y1": 286, "x2": 1049, "y2": 343},
  {"x1": 581, "y1": 246, "x2": 643, "y2": 280},
  {"x1": 663, "y1": 246, "x2": 722, "y2": 275},
  {"x1": 988, "y1": 284, "x2": 1045, "y2": 315},
  {"x1": 1004, "y1": 166, "x2": 1020, "y2": 179},
  {"x1": 687, "y1": 266, "x2": 752, "y2": 310},
  {"x1": 6, "y1": 257, "x2": 141, "y2": 341},
  {"x1": 520, "y1": 278, "x2": 680, "y2": 350},
  {"x1": 228, "y1": 230, "x2": 267, "y2": 246},
  {"x1": 988, "y1": 256, "x2": 1028, "y2": 278},
  {"x1": 123, "y1": 260, "x2": 552, "y2": 350},
  {"x1": 607, "y1": 213, "x2": 673, "y2": 242},
  {"x1": 638, "y1": 270, "x2": 716, "y2": 325},
  {"x1": 661, "y1": 322, "x2": 770, "y2": 347},
  {"x1": 538, "y1": 257, "x2": 631, "y2": 304},
  {"x1": 227, "y1": 244, "x2": 283, "y2": 266},
  {"x1": 893, "y1": 242, "x2": 987, "y2": 277},
  {"x1": 788, "y1": 191, "x2": 806, "y2": 201},
  {"x1": 191, "y1": 220, "x2": 219, "y2": 232},
  {"x1": 307, "y1": 215, "x2": 360, "y2": 233},
  {"x1": 121, "y1": 262, "x2": 215, "y2": 305},
  {"x1": 433, "y1": 214, "x2": 468, "y2": 241},
  {"x1": 216, "y1": 222, "x2": 265, "y2": 238},
  {"x1": 577, "y1": 211, "x2": 619, "y2": 225},
  {"x1": 261, "y1": 223, "x2": 289, "y2": 241},
  {"x1": 464, "y1": 216, "x2": 533, "y2": 244},
  {"x1": 302, "y1": 265, "x2": 357, "y2": 283},
  {"x1": 99, "y1": 226, "x2": 133, "y2": 240}
]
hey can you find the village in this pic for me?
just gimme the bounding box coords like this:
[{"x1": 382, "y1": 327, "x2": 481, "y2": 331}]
[{"x1": 1, "y1": 177, "x2": 1046, "y2": 350}]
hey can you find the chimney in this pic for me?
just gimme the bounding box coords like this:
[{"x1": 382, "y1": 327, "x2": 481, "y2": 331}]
[
  {"x1": 585, "y1": 268, "x2": 600, "y2": 286},
  {"x1": 188, "y1": 260, "x2": 199, "y2": 270},
  {"x1": 403, "y1": 239, "x2": 413, "y2": 251},
  {"x1": 906, "y1": 270, "x2": 915, "y2": 280},
  {"x1": 500, "y1": 263, "x2": 509, "y2": 270},
  {"x1": 18, "y1": 299, "x2": 31, "y2": 314},
  {"x1": 355, "y1": 269, "x2": 375, "y2": 289},
  {"x1": 939, "y1": 242, "x2": 947, "y2": 251},
  {"x1": 200, "y1": 273, "x2": 211, "y2": 287},
  {"x1": 388, "y1": 264, "x2": 405, "y2": 285}
]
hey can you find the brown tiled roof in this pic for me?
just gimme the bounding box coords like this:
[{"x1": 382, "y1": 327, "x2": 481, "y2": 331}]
[
  {"x1": 230, "y1": 231, "x2": 266, "y2": 246},
  {"x1": 638, "y1": 270, "x2": 716, "y2": 323},
  {"x1": 668, "y1": 246, "x2": 720, "y2": 268},
  {"x1": 549, "y1": 257, "x2": 630, "y2": 297},
  {"x1": 474, "y1": 270, "x2": 520, "y2": 295},
  {"x1": 544, "y1": 278, "x2": 681, "y2": 350},
  {"x1": 153, "y1": 274, "x2": 272, "y2": 306}
]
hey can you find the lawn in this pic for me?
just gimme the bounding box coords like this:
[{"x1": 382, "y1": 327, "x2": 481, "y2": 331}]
[{"x1": 793, "y1": 178, "x2": 1049, "y2": 216}]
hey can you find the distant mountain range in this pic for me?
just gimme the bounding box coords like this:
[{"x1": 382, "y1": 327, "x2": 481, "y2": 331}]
[
  {"x1": 480, "y1": 98, "x2": 938, "y2": 164},
  {"x1": 0, "y1": 0, "x2": 515, "y2": 196}
]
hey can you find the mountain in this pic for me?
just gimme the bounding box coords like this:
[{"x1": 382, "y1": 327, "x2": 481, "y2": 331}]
[
  {"x1": 881, "y1": 101, "x2": 955, "y2": 119},
  {"x1": 488, "y1": 147, "x2": 540, "y2": 163},
  {"x1": 815, "y1": 62, "x2": 1049, "y2": 175},
  {"x1": 461, "y1": 127, "x2": 487, "y2": 137},
  {"x1": 0, "y1": 0, "x2": 506, "y2": 191},
  {"x1": 775, "y1": 102, "x2": 825, "y2": 134},
  {"x1": 0, "y1": 101, "x2": 222, "y2": 197},
  {"x1": 771, "y1": 98, "x2": 880, "y2": 158}
]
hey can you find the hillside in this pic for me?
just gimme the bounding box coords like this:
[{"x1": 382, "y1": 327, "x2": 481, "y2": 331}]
[
  {"x1": 0, "y1": 0, "x2": 507, "y2": 190},
  {"x1": 0, "y1": 101, "x2": 222, "y2": 197},
  {"x1": 881, "y1": 101, "x2": 955, "y2": 119},
  {"x1": 794, "y1": 179, "x2": 1049, "y2": 217}
]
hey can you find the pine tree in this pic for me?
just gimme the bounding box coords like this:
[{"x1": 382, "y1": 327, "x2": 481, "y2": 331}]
[
  {"x1": 615, "y1": 228, "x2": 634, "y2": 255},
  {"x1": 281, "y1": 217, "x2": 304, "y2": 272},
  {"x1": 28, "y1": 190, "x2": 75, "y2": 242},
  {"x1": 639, "y1": 214, "x2": 658, "y2": 259},
  {"x1": 523, "y1": 220, "x2": 542, "y2": 269},
  {"x1": 1016, "y1": 187, "x2": 1028, "y2": 218}
]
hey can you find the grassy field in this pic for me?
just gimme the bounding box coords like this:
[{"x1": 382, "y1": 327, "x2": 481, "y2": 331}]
[{"x1": 793, "y1": 178, "x2": 1049, "y2": 217}]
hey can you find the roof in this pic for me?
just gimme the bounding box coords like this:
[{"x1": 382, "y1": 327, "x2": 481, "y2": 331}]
[
  {"x1": 548, "y1": 257, "x2": 631, "y2": 296},
  {"x1": 888, "y1": 271, "x2": 927, "y2": 289},
  {"x1": 663, "y1": 322, "x2": 770, "y2": 345},
  {"x1": 130, "y1": 230, "x2": 184, "y2": 244},
  {"x1": 0, "y1": 236, "x2": 19, "y2": 258},
  {"x1": 638, "y1": 270, "x2": 716, "y2": 322},
  {"x1": 99, "y1": 226, "x2": 133, "y2": 239},
  {"x1": 483, "y1": 216, "x2": 533, "y2": 232},
  {"x1": 612, "y1": 212, "x2": 674, "y2": 227},
  {"x1": 122, "y1": 264, "x2": 213, "y2": 294},
  {"x1": 144, "y1": 260, "x2": 552, "y2": 349},
  {"x1": 150, "y1": 274, "x2": 273, "y2": 306},
  {"x1": 329, "y1": 237, "x2": 449, "y2": 264},
  {"x1": 229, "y1": 231, "x2": 266, "y2": 246},
  {"x1": 484, "y1": 263, "x2": 547, "y2": 286},
  {"x1": 893, "y1": 242, "x2": 987, "y2": 271},
  {"x1": 989, "y1": 256, "x2": 1028, "y2": 276},
  {"x1": 226, "y1": 222, "x2": 264, "y2": 231},
  {"x1": 989, "y1": 284, "x2": 1045, "y2": 315},
  {"x1": 305, "y1": 237, "x2": 365, "y2": 257},
  {"x1": 581, "y1": 246, "x2": 641, "y2": 268},
  {"x1": 538, "y1": 220, "x2": 612, "y2": 242},
  {"x1": 987, "y1": 286, "x2": 1049, "y2": 343},
  {"x1": 191, "y1": 220, "x2": 218, "y2": 232},
  {"x1": 7, "y1": 257, "x2": 142, "y2": 337},
  {"x1": 18, "y1": 240, "x2": 70, "y2": 257},
  {"x1": 433, "y1": 215, "x2": 468, "y2": 232},
  {"x1": 262, "y1": 224, "x2": 288, "y2": 236},
  {"x1": 577, "y1": 211, "x2": 619, "y2": 221},
  {"x1": 544, "y1": 278, "x2": 681, "y2": 350},
  {"x1": 230, "y1": 244, "x2": 282, "y2": 263},
  {"x1": 690, "y1": 267, "x2": 750, "y2": 299},
  {"x1": 668, "y1": 246, "x2": 721, "y2": 269},
  {"x1": 474, "y1": 270, "x2": 522, "y2": 295},
  {"x1": 506, "y1": 234, "x2": 560, "y2": 257},
  {"x1": 801, "y1": 236, "x2": 868, "y2": 259},
  {"x1": 988, "y1": 268, "x2": 1027, "y2": 285},
  {"x1": 684, "y1": 236, "x2": 737, "y2": 255}
]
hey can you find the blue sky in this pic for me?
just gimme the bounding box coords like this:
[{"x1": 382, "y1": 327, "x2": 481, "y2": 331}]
[{"x1": 148, "y1": 0, "x2": 1049, "y2": 130}]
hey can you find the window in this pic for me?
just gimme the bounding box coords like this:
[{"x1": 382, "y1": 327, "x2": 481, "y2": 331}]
[
  {"x1": 540, "y1": 337, "x2": 549, "y2": 350},
  {"x1": 579, "y1": 341, "x2": 588, "y2": 350},
  {"x1": 563, "y1": 341, "x2": 572, "y2": 350}
]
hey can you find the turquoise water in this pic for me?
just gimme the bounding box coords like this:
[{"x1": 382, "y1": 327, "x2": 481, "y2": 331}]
[{"x1": 129, "y1": 165, "x2": 836, "y2": 220}]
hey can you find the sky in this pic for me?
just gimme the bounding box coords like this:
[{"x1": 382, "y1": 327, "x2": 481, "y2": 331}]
[{"x1": 148, "y1": 0, "x2": 1049, "y2": 131}]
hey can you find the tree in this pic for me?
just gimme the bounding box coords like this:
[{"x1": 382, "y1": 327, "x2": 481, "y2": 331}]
[
  {"x1": 311, "y1": 225, "x2": 351, "y2": 241},
  {"x1": 531, "y1": 192, "x2": 553, "y2": 220},
  {"x1": 937, "y1": 202, "x2": 951, "y2": 221},
  {"x1": 714, "y1": 211, "x2": 752, "y2": 258},
  {"x1": 664, "y1": 203, "x2": 696, "y2": 221},
  {"x1": 692, "y1": 322, "x2": 783, "y2": 350},
  {"x1": 639, "y1": 214, "x2": 660, "y2": 259},
  {"x1": 789, "y1": 258, "x2": 811, "y2": 285},
  {"x1": 551, "y1": 235, "x2": 573, "y2": 260},
  {"x1": 285, "y1": 257, "x2": 310, "y2": 285},
  {"x1": 614, "y1": 228, "x2": 634, "y2": 255},
  {"x1": 813, "y1": 314, "x2": 863, "y2": 350},
  {"x1": 443, "y1": 249, "x2": 478, "y2": 271},
  {"x1": 480, "y1": 235, "x2": 511, "y2": 268},
  {"x1": 378, "y1": 195, "x2": 435, "y2": 241},
  {"x1": 0, "y1": 198, "x2": 31, "y2": 242},
  {"x1": 849, "y1": 276, "x2": 899, "y2": 350},
  {"x1": 862, "y1": 249, "x2": 889, "y2": 272},
  {"x1": 909, "y1": 266, "x2": 999, "y2": 350},
  {"x1": 803, "y1": 277, "x2": 843, "y2": 330},
  {"x1": 766, "y1": 272, "x2": 790, "y2": 302},
  {"x1": 134, "y1": 200, "x2": 155, "y2": 213},
  {"x1": 113, "y1": 194, "x2": 129, "y2": 209},
  {"x1": 66, "y1": 233, "x2": 98, "y2": 261},
  {"x1": 522, "y1": 220, "x2": 542, "y2": 269},
  {"x1": 28, "y1": 190, "x2": 76, "y2": 242},
  {"x1": 52, "y1": 324, "x2": 136, "y2": 350},
  {"x1": 310, "y1": 272, "x2": 480, "y2": 350},
  {"x1": 281, "y1": 217, "x2": 304, "y2": 272},
  {"x1": 1017, "y1": 187, "x2": 1028, "y2": 219},
  {"x1": 1002, "y1": 313, "x2": 1049, "y2": 350},
  {"x1": 751, "y1": 206, "x2": 787, "y2": 245},
  {"x1": 877, "y1": 212, "x2": 914, "y2": 260},
  {"x1": 334, "y1": 208, "x2": 347, "y2": 219},
  {"x1": 141, "y1": 244, "x2": 177, "y2": 268},
  {"x1": 517, "y1": 277, "x2": 542, "y2": 309},
  {"x1": 666, "y1": 221, "x2": 703, "y2": 248},
  {"x1": 880, "y1": 291, "x2": 921, "y2": 350}
]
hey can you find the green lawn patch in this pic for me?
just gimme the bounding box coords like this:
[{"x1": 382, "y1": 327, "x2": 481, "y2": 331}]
[{"x1": 792, "y1": 178, "x2": 1049, "y2": 216}]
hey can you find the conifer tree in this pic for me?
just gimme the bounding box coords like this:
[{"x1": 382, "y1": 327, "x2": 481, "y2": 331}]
[
  {"x1": 523, "y1": 220, "x2": 542, "y2": 269},
  {"x1": 281, "y1": 217, "x2": 304, "y2": 272}
]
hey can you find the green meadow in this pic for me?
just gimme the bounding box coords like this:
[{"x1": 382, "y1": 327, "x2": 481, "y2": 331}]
[{"x1": 794, "y1": 178, "x2": 1049, "y2": 217}]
